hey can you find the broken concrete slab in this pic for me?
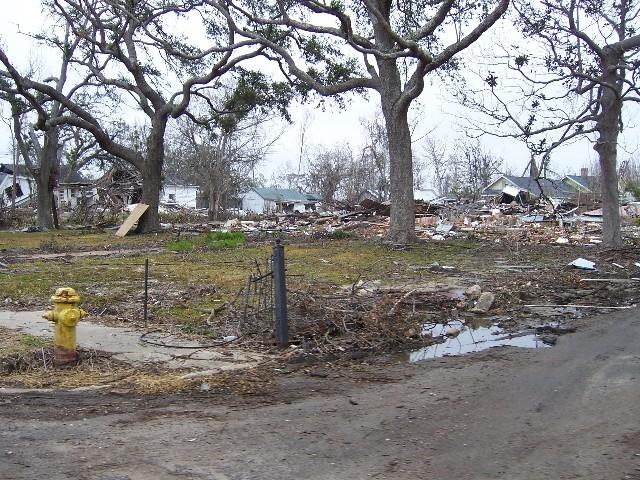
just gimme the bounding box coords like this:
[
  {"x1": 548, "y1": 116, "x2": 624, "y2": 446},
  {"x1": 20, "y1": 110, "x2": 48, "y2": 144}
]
[
  {"x1": 0, "y1": 310, "x2": 267, "y2": 371},
  {"x1": 470, "y1": 292, "x2": 495, "y2": 314},
  {"x1": 465, "y1": 285, "x2": 482, "y2": 300},
  {"x1": 435, "y1": 223, "x2": 454, "y2": 234}
]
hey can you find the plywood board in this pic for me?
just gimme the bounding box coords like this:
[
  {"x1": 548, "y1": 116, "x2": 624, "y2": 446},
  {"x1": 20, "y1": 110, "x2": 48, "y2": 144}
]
[{"x1": 115, "y1": 203, "x2": 149, "y2": 237}]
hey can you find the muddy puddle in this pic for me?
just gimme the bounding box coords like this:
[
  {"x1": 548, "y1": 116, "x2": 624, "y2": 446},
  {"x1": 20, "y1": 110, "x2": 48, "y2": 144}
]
[{"x1": 403, "y1": 321, "x2": 550, "y2": 362}]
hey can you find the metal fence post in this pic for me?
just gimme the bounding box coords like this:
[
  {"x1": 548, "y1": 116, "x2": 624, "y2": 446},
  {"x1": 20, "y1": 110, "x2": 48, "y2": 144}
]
[
  {"x1": 143, "y1": 258, "x2": 149, "y2": 328},
  {"x1": 272, "y1": 239, "x2": 289, "y2": 348}
]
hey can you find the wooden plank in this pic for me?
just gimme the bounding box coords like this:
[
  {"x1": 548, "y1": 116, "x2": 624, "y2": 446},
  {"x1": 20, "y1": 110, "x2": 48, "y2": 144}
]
[{"x1": 115, "y1": 204, "x2": 149, "y2": 237}]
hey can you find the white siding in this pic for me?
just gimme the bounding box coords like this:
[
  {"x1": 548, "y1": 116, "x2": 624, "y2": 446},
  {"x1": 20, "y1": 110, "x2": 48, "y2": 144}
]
[
  {"x1": 488, "y1": 177, "x2": 512, "y2": 192},
  {"x1": 242, "y1": 190, "x2": 267, "y2": 213},
  {"x1": 0, "y1": 175, "x2": 34, "y2": 206},
  {"x1": 57, "y1": 185, "x2": 98, "y2": 209},
  {"x1": 161, "y1": 185, "x2": 199, "y2": 208}
]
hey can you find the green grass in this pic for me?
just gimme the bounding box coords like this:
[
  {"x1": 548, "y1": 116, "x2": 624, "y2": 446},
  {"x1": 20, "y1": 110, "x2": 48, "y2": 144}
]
[
  {"x1": 0, "y1": 230, "x2": 173, "y2": 251},
  {"x1": 166, "y1": 232, "x2": 246, "y2": 252},
  {"x1": 166, "y1": 240, "x2": 195, "y2": 252},
  {"x1": 19, "y1": 335, "x2": 50, "y2": 349},
  {"x1": 0, "y1": 236, "x2": 503, "y2": 326},
  {"x1": 331, "y1": 230, "x2": 355, "y2": 240},
  {"x1": 0, "y1": 331, "x2": 52, "y2": 356},
  {"x1": 201, "y1": 231, "x2": 246, "y2": 249}
]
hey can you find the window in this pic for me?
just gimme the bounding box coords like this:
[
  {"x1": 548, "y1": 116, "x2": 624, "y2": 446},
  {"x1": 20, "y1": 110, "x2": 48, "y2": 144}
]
[
  {"x1": 168, "y1": 193, "x2": 176, "y2": 201},
  {"x1": 4, "y1": 184, "x2": 23, "y2": 199}
]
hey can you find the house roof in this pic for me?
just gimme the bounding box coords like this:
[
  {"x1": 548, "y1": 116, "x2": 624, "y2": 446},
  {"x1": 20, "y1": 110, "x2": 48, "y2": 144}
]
[
  {"x1": 563, "y1": 175, "x2": 599, "y2": 193},
  {"x1": 59, "y1": 165, "x2": 88, "y2": 183},
  {"x1": 1, "y1": 163, "x2": 88, "y2": 183},
  {"x1": 0, "y1": 163, "x2": 29, "y2": 177},
  {"x1": 253, "y1": 188, "x2": 320, "y2": 203},
  {"x1": 485, "y1": 175, "x2": 573, "y2": 199}
]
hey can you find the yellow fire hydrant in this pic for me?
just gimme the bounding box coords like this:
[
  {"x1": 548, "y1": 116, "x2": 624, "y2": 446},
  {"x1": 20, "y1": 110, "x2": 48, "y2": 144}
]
[{"x1": 43, "y1": 288, "x2": 87, "y2": 366}]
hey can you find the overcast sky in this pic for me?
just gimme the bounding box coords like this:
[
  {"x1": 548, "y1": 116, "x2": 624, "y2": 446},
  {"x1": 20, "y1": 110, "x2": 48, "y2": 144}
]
[{"x1": 0, "y1": 0, "x2": 632, "y2": 187}]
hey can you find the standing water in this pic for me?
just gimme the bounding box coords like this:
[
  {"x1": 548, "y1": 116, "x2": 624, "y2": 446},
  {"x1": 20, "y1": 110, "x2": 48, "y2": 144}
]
[{"x1": 404, "y1": 321, "x2": 549, "y2": 362}]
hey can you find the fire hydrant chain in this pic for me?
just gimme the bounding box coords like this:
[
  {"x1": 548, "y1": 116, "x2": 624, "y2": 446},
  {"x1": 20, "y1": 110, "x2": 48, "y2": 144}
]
[{"x1": 43, "y1": 287, "x2": 87, "y2": 366}]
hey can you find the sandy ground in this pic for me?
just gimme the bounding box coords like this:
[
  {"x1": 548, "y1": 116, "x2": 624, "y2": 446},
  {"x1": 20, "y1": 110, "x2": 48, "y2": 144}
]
[{"x1": 1, "y1": 308, "x2": 639, "y2": 480}]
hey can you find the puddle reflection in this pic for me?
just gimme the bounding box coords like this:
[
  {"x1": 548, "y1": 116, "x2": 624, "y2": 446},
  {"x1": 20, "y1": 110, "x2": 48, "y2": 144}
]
[{"x1": 406, "y1": 322, "x2": 549, "y2": 362}]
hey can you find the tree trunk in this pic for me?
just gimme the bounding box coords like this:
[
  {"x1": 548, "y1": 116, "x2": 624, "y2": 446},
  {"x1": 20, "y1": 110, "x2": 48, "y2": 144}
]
[
  {"x1": 594, "y1": 52, "x2": 623, "y2": 248},
  {"x1": 35, "y1": 177, "x2": 54, "y2": 230},
  {"x1": 214, "y1": 191, "x2": 222, "y2": 221},
  {"x1": 382, "y1": 104, "x2": 416, "y2": 244},
  {"x1": 208, "y1": 177, "x2": 216, "y2": 220},
  {"x1": 35, "y1": 128, "x2": 58, "y2": 231},
  {"x1": 371, "y1": 3, "x2": 417, "y2": 244},
  {"x1": 135, "y1": 119, "x2": 167, "y2": 233}
]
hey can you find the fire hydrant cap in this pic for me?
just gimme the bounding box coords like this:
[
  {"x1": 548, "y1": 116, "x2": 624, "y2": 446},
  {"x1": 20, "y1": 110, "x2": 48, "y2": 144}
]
[{"x1": 51, "y1": 287, "x2": 81, "y2": 304}]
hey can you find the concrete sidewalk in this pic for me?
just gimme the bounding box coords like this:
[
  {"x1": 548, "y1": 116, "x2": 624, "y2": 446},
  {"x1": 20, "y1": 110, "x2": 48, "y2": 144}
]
[{"x1": 0, "y1": 310, "x2": 267, "y2": 373}]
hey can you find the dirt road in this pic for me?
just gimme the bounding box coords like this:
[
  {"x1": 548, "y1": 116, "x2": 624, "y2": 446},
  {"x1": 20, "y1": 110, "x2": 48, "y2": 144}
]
[{"x1": 2, "y1": 310, "x2": 639, "y2": 480}]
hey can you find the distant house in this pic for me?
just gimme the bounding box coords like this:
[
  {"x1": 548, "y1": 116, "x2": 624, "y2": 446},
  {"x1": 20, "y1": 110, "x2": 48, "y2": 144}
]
[
  {"x1": 562, "y1": 169, "x2": 600, "y2": 195},
  {"x1": 56, "y1": 181, "x2": 98, "y2": 209},
  {"x1": 56, "y1": 167, "x2": 97, "y2": 210},
  {"x1": 241, "y1": 188, "x2": 321, "y2": 214},
  {"x1": 161, "y1": 184, "x2": 200, "y2": 208},
  {"x1": 0, "y1": 164, "x2": 35, "y2": 207},
  {"x1": 482, "y1": 175, "x2": 573, "y2": 204}
]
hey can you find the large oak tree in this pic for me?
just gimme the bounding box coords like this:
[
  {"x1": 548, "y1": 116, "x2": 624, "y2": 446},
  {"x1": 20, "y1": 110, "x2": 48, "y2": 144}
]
[{"x1": 216, "y1": 0, "x2": 510, "y2": 243}]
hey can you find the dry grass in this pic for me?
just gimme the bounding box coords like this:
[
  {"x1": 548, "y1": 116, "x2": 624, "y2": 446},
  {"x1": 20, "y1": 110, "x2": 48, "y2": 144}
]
[{"x1": 0, "y1": 328, "x2": 273, "y2": 395}]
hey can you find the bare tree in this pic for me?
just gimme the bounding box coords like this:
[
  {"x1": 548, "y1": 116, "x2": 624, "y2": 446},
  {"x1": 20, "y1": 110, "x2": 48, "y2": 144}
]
[
  {"x1": 422, "y1": 136, "x2": 450, "y2": 196},
  {"x1": 450, "y1": 140, "x2": 503, "y2": 200},
  {"x1": 360, "y1": 114, "x2": 390, "y2": 201},
  {"x1": 0, "y1": 21, "x2": 90, "y2": 229},
  {"x1": 166, "y1": 109, "x2": 282, "y2": 219},
  {"x1": 304, "y1": 145, "x2": 351, "y2": 203},
  {"x1": 219, "y1": 0, "x2": 510, "y2": 243}
]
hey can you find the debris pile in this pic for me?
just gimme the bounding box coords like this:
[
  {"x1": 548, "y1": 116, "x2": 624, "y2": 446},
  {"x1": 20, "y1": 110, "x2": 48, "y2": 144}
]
[{"x1": 183, "y1": 194, "x2": 640, "y2": 245}]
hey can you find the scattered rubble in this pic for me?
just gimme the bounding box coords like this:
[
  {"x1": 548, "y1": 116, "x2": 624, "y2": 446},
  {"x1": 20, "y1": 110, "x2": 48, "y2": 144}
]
[
  {"x1": 470, "y1": 292, "x2": 496, "y2": 314},
  {"x1": 152, "y1": 190, "x2": 640, "y2": 246}
]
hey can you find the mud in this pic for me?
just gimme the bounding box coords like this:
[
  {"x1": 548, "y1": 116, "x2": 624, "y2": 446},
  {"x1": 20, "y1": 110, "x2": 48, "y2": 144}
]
[{"x1": 1, "y1": 310, "x2": 640, "y2": 480}]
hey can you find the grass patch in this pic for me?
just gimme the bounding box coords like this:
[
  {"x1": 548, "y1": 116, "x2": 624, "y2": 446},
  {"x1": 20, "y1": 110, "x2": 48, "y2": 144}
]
[
  {"x1": 200, "y1": 231, "x2": 246, "y2": 249},
  {"x1": 0, "y1": 329, "x2": 52, "y2": 356},
  {"x1": 18, "y1": 335, "x2": 50, "y2": 349},
  {"x1": 0, "y1": 237, "x2": 506, "y2": 326},
  {"x1": 167, "y1": 232, "x2": 246, "y2": 252},
  {"x1": 331, "y1": 230, "x2": 356, "y2": 240},
  {"x1": 167, "y1": 240, "x2": 195, "y2": 252}
]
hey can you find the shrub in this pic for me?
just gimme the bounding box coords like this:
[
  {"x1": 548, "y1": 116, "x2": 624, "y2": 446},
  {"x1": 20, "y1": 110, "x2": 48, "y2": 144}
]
[{"x1": 331, "y1": 230, "x2": 355, "y2": 240}]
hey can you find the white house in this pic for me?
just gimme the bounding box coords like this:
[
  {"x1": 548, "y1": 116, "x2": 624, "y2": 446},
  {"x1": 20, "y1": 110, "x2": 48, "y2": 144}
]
[
  {"x1": 0, "y1": 164, "x2": 34, "y2": 207},
  {"x1": 56, "y1": 182, "x2": 98, "y2": 209},
  {"x1": 161, "y1": 184, "x2": 200, "y2": 208},
  {"x1": 242, "y1": 188, "x2": 321, "y2": 214}
]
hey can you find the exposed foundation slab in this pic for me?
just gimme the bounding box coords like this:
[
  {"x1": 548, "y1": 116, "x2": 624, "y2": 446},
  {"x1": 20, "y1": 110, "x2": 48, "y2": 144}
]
[{"x1": 0, "y1": 310, "x2": 267, "y2": 371}]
